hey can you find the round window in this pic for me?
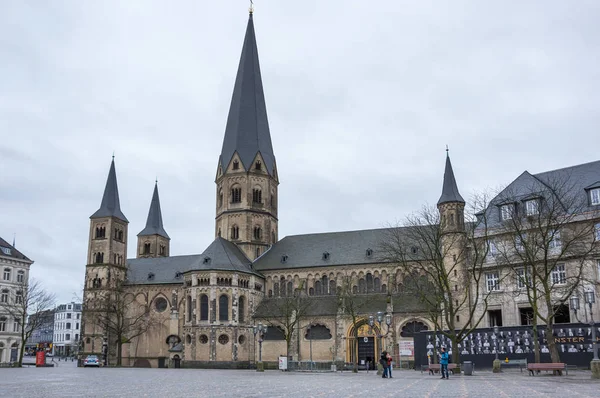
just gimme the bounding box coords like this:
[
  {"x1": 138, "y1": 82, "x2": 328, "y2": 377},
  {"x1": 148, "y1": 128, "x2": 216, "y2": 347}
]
[
  {"x1": 199, "y1": 334, "x2": 208, "y2": 344},
  {"x1": 238, "y1": 335, "x2": 246, "y2": 345},
  {"x1": 218, "y1": 334, "x2": 229, "y2": 345},
  {"x1": 154, "y1": 297, "x2": 168, "y2": 313}
]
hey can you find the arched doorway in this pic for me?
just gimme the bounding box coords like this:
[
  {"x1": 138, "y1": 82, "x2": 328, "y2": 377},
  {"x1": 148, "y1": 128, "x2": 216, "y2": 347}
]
[{"x1": 347, "y1": 321, "x2": 381, "y2": 370}]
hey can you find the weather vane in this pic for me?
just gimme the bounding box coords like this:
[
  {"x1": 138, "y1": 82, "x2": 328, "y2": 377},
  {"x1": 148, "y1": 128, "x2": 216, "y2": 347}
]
[{"x1": 249, "y1": 0, "x2": 254, "y2": 14}]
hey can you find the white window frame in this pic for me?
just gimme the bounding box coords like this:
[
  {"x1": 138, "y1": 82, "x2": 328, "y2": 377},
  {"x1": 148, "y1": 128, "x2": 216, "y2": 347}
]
[
  {"x1": 3, "y1": 268, "x2": 10, "y2": 281},
  {"x1": 16, "y1": 270, "x2": 24, "y2": 283},
  {"x1": 549, "y1": 230, "x2": 562, "y2": 250},
  {"x1": 0, "y1": 317, "x2": 6, "y2": 332},
  {"x1": 486, "y1": 272, "x2": 501, "y2": 292},
  {"x1": 525, "y1": 199, "x2": 539, "y2": 216},
  {"x1": 551, "y1": 264, "x2": 566, "y2": 285},
  {"x1": 516, "y1": 267, "x2": 531, "y2": 289},
  {"x1": 0, "y1": 290, "x2": 8, "y2": 303},
  {"x1": 591, "y1": 188, "x2": 600, "y2": 205},
  {"x1": 595, "y1": 223, "x2": 600, "y2": 241},
  {"x1": 500, "y1": 204, "x2": 514, "y2": 221}
]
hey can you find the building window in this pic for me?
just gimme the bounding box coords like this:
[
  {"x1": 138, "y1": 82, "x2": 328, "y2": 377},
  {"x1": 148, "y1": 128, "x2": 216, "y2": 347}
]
[
  {"x1": 0, "y1": 289, "x2": 8, "y2": 303},
  {"x1": 591, "y1": 188, "x2": 600, "y2": 205},
  {"x1": 15, "y1": 291, "x2": 22, "y2": 304},
  {"x1": 94, "y1": 252, "x2": 104, "y2": 264},
  {"x1": 239, "y1": 296, "x2": 245, "y2": 322},
  {"x1": 232, "y1": 160, "x2": 239, "y2": 170},
  {"x1": 500, "y1": 204, "x2": 514, "y2": 221},
  {"x1": 519, "y1": 307, "x2": 534, "y2": 325},
  {"x1": 159, "y1": 245, "x2": 166, "y2": 256},
  {"x1": 218, "y1": 334, "x2": 229, "y2": 345},
  {"x1": 595, "y1": 223, "x2": 600, "y2": 241},
  {"x1": 67, "y1": 313, "x2": 71, "y2": 319},
  {"x1": 252, "y1": 188, "x2": 262, "y2": 204},
  {"x1": 0, "y1": 317, "x2": 6, "y2": 332},
  {"x1": 154, "y1": 297, "x2": 168, "y2": 313},
  {"x1": 200, "y1": 295, "x2": 209, "y2": 321},
  {"x1": 3, "y1": 268, "x2": 11, "y2": 281},
  {"x1": 231, "y1": 187, "x2": 242, "y2": 203},
  {"x1": 486, "y1": 272, "x2": 500, "y2": 292},
  {"x1": 199, "y1": 334, "x2": 208, "y2": 344},
  {"x1": 13, "y1": 319, "x2": 20, "y2": 332},
  {"x1": 95, "y1": 225, "x2": 106, "y2": 239},
  {"x1": 143, "y1": 243, "x2": 151, "y2": 255},
  {"x1": 525, "y1": 199, "x2": 539, "y2": 216},
  {"x1": 253, "y1": 226, "x2": 262, "y2": 240},
  {"x1": 551, "y1": 264, "x2": 566, "y2": 285},
  {"x1": 218, "y1": 189, "x2": 223, "y2": 208},
  {"x1": 231, "y1": 225, "x2": 239, "y2": 240},
  {"x1": 487, "y1": 240, "x2": 498, "y2": 256},
  {"x1": 516, "y1": 267, "x2": 531, "y2": 289},
  {"x1": 219, "y1": 294, "x2": 229, "y2": 321},
  {"x1": 65, "y1": 334, "x2": 70, "y2": 341},
  {"x1": 488, "y1": 310, "x2": 502, "y2": 326},
  {"x1": 17, "y1": 270, "x2": 24, "y2": 283},
  {"x1": 549, "y1": 230, "x2": 561, "y2": 250},
  {"x1": 256, "y1": 247, "x2": 261, "y2": 258},
  {"x1": 255, "y1": 161, "x2": 262, "y2": 171}
]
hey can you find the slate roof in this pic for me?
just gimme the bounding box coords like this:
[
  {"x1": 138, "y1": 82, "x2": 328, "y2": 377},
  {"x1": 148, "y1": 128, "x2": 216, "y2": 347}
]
[
  {"x1": 0, "y1": 236, "x2": 32, "y2": 262},
  {"x1": 138, "y1": 183, "x2": 169, "y2": 239},
  {"x1": 219, "y1": 12, "x2": 276, "y2": 176},
  {"x1": 126, "y1": 237, "x2": 260, "y2": 285},
  {"x1": 253, "y1": 228, "x2": 413, "y2": 271},
  {"x1": 90, "y1": 159, "x2": 128, "y2": 222},
  {"x1": 438, "y1": 154, "x2": 465, "y2": 205},
  {"x1": 483, "y1": 159, "x2": 600, "y2": 228},
  {"x1": 253, "y1": 294, "x2": 426, "y2": 318}
]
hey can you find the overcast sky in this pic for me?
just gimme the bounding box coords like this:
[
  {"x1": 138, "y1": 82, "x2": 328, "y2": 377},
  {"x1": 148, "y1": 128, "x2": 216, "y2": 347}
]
[{"x1": 1, "y1": 0, "x2": 599, "y2": 305}]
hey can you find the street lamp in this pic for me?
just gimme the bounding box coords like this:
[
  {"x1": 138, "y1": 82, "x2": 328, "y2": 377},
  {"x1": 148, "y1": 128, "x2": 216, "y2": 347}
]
[
  {"x1": 570, "y1": 291, "x2": 600, "y2": 379},
  {"x1": 369, "y1": 311, "x2": 392, "y2": 375},
  {"x1": 253, "y1": 323, "x2": 268, "y2": 372}
]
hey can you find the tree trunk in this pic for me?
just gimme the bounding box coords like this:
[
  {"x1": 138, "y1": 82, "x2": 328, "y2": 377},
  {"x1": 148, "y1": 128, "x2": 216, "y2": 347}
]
[
  {"x1": 116, "y1": 340, "x2": 122, "y2": 367},
  {"x1": 532, "y1": 322, "x2": 540, "y2": 363},
  {"x1": 451, "y1": 337, "x2": 459, "y2": 364},
  {"x1": 546, "y1": 323, "x2": 561, "y2": 363}
]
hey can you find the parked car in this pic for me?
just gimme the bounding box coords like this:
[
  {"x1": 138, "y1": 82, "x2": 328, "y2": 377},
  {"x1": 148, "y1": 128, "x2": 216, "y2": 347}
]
[{"x1": 83, "y1": 355, "x2": 100, "y2": 367}]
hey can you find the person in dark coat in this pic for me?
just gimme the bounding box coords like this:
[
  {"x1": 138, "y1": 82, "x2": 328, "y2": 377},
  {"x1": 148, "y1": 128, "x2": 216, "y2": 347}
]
[{"x1": 380, "y1": 351, "x2": 389, "y2": 378}]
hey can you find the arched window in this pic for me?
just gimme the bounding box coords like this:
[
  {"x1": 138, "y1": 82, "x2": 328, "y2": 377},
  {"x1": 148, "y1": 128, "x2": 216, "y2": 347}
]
[
  {"x1": 218, "y1": 189, "x2": 223, "y2": 207},
  {"x1": 322, "y1": 276, "x2": 328, "y2": 295},
  {"x1": 0, "y1": 289, "x2": 8, "y2": 304},
  {"x1": 306, "y1": 324, "x2": 332, "y2": 340},
  {"x1": 287, "y1": 281, "x2": 293, "y2": 297},
  {"x1": 219, "y1": 295, "x2": 229, "y2": 321},
  {"x1": 374, "y1": 277, "x2": 381, "y2": 293},
  {"x1": 187, "y1": 296, "x2": 192, "y2": 322},
  {"x1": 358, "y1": 278, "x2": 366, "y2": 294},
  {"x1": 309, "y1": 287, "x2": 314, "y2": 296},
  {"x1": 231, "y1": 225, "x2": 239, "y2": 240},
  {"x1": 253, "y1": 226, "x2": 262, "y2": 240},
  {"x1": 256, "y1": 247, "x2": 261, "y2": 258},
  {"x1": 200, "y1": 295, "x2": 209, "y2": 321},
  {"x1": 366, "y1": 273, "x2": 374, "y2": 293},
  {"x1": 252, "y1": 188, "x2": 262, "y2": 204},
  {"x1": 239, "y1": 296, "x2": 245, "y2": 322},
  {"x1": 381, "y1": 284, "x2": 387, "y2": 293},
  {"x1": 274, "y1": 282, "x2": 279, "y2": 297},
  {"x1": 3, "y1": 268, "x2": 11, "y2": 281},
  {"x1": 231, "y1": 186, "x2": 242, "y2": 203},
  {"x1": 255, "y1": 161, "x2": 262, "y2": 171},
  {"x1": 0, "y1": 316, "x2": 6, "y2": 332},
  {"x1": 272, "y1": 231, "x2": 276, "y2": 243},
  {"x1": 352, "y1": 285, "x2": 358, "y2": 294},
  {"x1": 143, "y1": 243, "x2": 151, "y2": 255},
  {"x1": 329, "y1": 280, "x2": 336, "y2": 295},
  {"x1": 95, "y1": 253, "x2": 104, "y2": 264},
  {"x1": 400, "y1": 321, "x2": 429, "y2": 337},
  {"x1": 314, "y1": 281, "x2": 322, "y2": 296}
]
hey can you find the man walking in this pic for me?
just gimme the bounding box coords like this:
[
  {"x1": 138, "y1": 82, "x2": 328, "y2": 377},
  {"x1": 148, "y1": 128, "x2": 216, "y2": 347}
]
[{"x1": 440, "y1": 347, "x2": 449, "y2": 379}]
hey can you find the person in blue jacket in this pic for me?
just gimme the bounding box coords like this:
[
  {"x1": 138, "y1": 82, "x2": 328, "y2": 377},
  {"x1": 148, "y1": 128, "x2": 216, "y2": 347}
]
[{"x1": 439, "y1": 347, "x2": 449, "y2": 379}]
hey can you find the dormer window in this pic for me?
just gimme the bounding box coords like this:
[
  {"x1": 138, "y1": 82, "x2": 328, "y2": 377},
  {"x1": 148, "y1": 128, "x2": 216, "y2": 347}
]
[
  {"x1": 147, "y1": 273, "x2": 155, "y2": 281},
  {"x1": 591, "y1": 188, "x2": 600, "y2": 206},
  {"x1": 232, "y1": 160, "x2": 239, "y2": 170},
  {"x1": 281, "y1": 255, "x2": 288, "y2": 263},
  {"x1": 410, "y1": 247, "x2": 418, "y2": 255},
  {"x1": 255, "y1": 161, "x2": 262, "y2": 171},
  {"x1": 175, "y1": 272, "x2": 182, "y2": 279},
  {"x1": 500, "y1": 204, "x2": 514, "y2": 221},
  {"x1": 322, "y1": 252, "x2": 330, "y2": 260},
  {"x1": 203, "y1": 257, "x2": 211, "y2": 265},
  {"x1": 525, "y1": 199, "x2": 539, "y2": 216},
  {"x1": 366, "y1": 248, "x2": 373, "y2": 257}
]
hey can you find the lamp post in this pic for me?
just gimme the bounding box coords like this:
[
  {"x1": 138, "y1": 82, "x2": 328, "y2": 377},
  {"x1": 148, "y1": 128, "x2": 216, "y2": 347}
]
[
  {"x1": 253, "y1": 323, "x2": 268, "y2": 372},
  {"x1": 369, "y1": 311, "x2": 392, "y2": 375},
  {"x1": 492, "y1": 325, "x2": 501, "y2": 373},
  {"x1": 570, "y1": 292, "x2": 600, "y2": 379}
]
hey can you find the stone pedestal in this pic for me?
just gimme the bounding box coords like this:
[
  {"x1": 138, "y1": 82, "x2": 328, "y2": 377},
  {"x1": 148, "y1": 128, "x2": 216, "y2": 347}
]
[
  {"x1": 492, "y1": 359, "x2": 501, "y2": 373},
  {"x1": 590, "y1": 359, "x2": 600, "y2": 379},
  {"x1": 256, "y1": 361, "x2": 264, "y2": 372}
]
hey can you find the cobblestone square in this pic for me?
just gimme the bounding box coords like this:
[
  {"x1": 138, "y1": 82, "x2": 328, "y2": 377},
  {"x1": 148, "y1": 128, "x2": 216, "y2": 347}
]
[{"x1": 2, "y1": 363, "x2": 600, "y2": 398}]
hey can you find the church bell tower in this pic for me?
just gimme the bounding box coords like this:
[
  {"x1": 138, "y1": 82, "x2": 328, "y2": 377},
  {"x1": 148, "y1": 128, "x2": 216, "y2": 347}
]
[{"x1": 215, "y1": 10, "x2": 279, "y2": 260}]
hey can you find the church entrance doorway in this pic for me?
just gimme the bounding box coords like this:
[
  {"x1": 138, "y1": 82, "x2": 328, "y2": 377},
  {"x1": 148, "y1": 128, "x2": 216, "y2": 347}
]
[
  {"x1": 357, "y1": 337, "x2": 375, "y2": 370},
  {"x1": 347, "y1": 321, "x2": 380, "y2": 370}
]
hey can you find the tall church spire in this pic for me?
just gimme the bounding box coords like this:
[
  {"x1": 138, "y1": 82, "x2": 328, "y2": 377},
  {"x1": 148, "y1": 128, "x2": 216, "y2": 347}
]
[
  {"x1": 438, "y1": 151, "x2": 465, "y2": 205},
  {"x1": 91, "y1": 159, "x2": 128, "y2": 222},
  {"x1": 219, "y1": 11, "x2": 276, "y2": 176},
  {"x1": 138, "y1": 182, "x2": 169, "y2": 239}
]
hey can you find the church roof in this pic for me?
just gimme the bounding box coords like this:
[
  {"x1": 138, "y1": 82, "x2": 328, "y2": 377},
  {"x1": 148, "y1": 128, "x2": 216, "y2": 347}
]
[
  {"x1": 437, "y1": 154, "x2": 465, "y2": 205},
  {"x1": 0, "y1": 236, "x2": 32, "y2": 262},
  {"x1": 253, "y1": 228, "x2": 425, "y2": 271},
  {"x1": 219, "y1": 12, "x2": 276, "y2": 176},
  {"x1": 126, "y1": 237, "x2": 260, "y2": 285},
  {"x1": 90, "y1": 159, "x2": 128, "y2": 222},
  {"x1": 138, "y1": 182, "x2": 169, "y2": 239}
]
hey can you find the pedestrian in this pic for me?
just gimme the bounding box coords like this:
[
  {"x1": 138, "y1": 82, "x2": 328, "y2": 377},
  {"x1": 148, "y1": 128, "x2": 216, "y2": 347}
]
[
  {"x1": 386, "y1": 352, "x2": 393, "y2": 378},
  {"x1": 380, "y1": 351, "x2": 388, "y2": 378},
  {"x1": 439, "y1": 347, "x2": 449, "y2": 379}
]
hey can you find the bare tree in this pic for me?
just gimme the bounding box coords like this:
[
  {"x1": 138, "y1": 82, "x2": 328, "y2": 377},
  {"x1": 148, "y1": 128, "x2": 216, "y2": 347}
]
[
  {"x1": 254, "y1": 280, "x2": 313, "y2": 359},
  {"x1": 379, "y1": 194, "x2": 494, "y2": 364},
  {"x1": 491, "y1": 174, "x2": 599, "y2": 364},
  {"x1": 336, "y1": 273, "x2": 380, "y2": 373},
  {"x1": 0, "y1": 278, "x2": 55, "y2": 367},
  {"x1": 90, "y1": 282, "x2": 162, "y2": 366}
]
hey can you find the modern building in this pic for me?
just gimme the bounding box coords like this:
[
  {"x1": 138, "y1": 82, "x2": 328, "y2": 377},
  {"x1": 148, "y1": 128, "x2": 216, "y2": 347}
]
[
  {"x1": 53, "y1": 302, "x2": 82, "y2": 357},
  {"x1": 0, "y1": 237, "x2": 33, "y2": 364},
  {"x1": 80, "y1": 10, "x2": 600, "y2": 368},
  {"x1": 25, "y1": 310, "x2": 54, "y2": 355}
]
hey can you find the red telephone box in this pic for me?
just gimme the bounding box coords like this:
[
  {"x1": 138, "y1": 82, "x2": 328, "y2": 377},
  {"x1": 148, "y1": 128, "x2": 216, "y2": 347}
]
[{"x1": 36, "y1": 350, "x2": 46, "y2": 367}]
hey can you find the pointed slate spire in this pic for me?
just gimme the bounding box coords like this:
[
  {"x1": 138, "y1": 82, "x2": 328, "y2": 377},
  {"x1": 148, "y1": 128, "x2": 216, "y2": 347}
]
[
  {"x1": 91, "y1": 159, "x2": 128, "y2": 222},
  {"x1": 138, "y1": 182, "x2": 169, "y2": 239},
  {"x1": 219, "y1": 12, "x2": 276, "y2": 176},
  {"x1": 438, "y1": 151, "x2": 465, "y2": 205}
]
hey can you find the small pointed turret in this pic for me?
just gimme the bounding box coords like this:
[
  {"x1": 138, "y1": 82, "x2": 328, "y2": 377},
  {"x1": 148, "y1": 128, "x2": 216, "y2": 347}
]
[
  {"x1": 138, "y1": 182, "x2": 169, "y2": 239},
  {"x1": 91, "y1": 159, "x2": 128, "y2": 222},
  {"x1": 219, "y1": 11, "x2": 276, "y2": 176},
  {"x1": 438, "y1": 151, "x2": 465, "y2": 205}
]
